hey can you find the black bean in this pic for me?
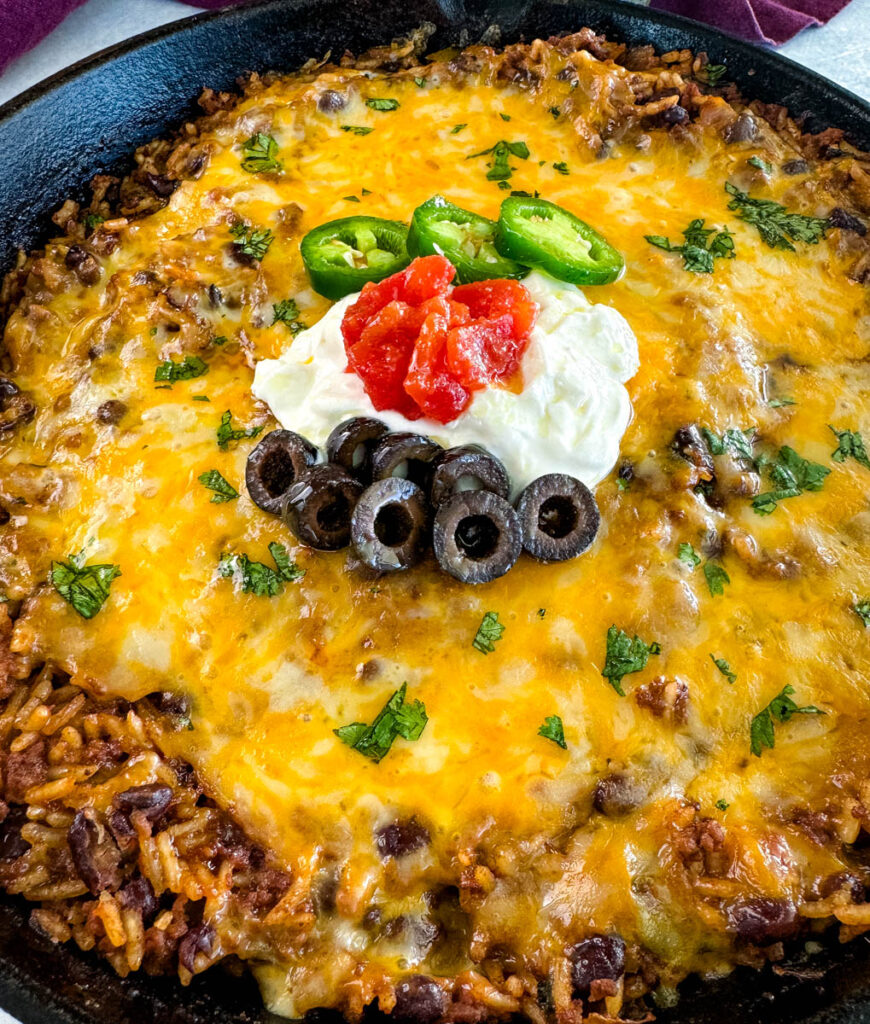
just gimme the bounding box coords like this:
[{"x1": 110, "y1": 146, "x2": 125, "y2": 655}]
[
  {"x1": 723, "y1": 112, "x2": 758, "y2": 143},
  {"x1": 68, "y1": 809, "x2": 122, "y2": 895},
  {"x1": 828, "y1": 207, "x2": 867, "y2": 236},
  {"x1": 118, "y1": 875, "x2": 159, "y2": 922},
  {"x1": 724, "y1": 896, "x2": 799, "y2": 943},
  {"x1": 393, "y1": 976, "x2": 447, "y2": 1024},
  {"x1": 147, "y1": 690, "x2": 191, "y2": 718},
  {"x1": 178, "y1": 921, "x2": 215, "y2": 973},
  {"x1": 144, "y1": 172, "x2": 178, "y2": 197},
  {"x1": 114, "y1": 783, "x2": 173, "y2": 821},
  {"x1": 0, "y1": 806, "x2": 31, "y2": 861},
  {"x1": 568, "y1": 934, "x2": 625, "y2": 996},
  {"x1": 782, "y1": 159, "x2": 810, "y2": 175},
  {"x1": 96, "y1": 399, "x2": 127, "y2": 425},
  {"x1": 376, "y1": 819, "x2": 430, "y2": 859},
  {"x1": 317, "y1": 90, "x2": 346, "y2": 113},
  {"x1": 661, "y1": 104, "x2": 689, "y2": 126},
  {"x1": 208, "y1": 283, "x2": 223, "y2": 307},
  {"x1": 592, "y1": 773, "x2": 642, "y2": 817},
  {"x1": 65, "y1": 244, "x2": 101, "y2": 286}
]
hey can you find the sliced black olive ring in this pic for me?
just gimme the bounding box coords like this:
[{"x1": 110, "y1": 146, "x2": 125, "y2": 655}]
[
  {"x1": 430, "y1": 444, "x2": 511, "y2": 507},
  {"x1": 351, "y1": 478, "x2": 430, "y2": 572},
  {"x1": 515, "y1": 473, "x2": 600, "y2": 562},
  {"x1": 246, "y1": 429, "x2": 318, "y2": 515},
  {"x1": 433, "y1": 490, "x2": 522, "y2": 584},
  {"x1": 326, "y1": 416, "x2": 389, "y2": 482},
  {"x1": 370, "y1": 432, "x2": 442, "y2": 489},
  {"x1": 283, "y1": 464, "x2": 363, "y2": 551}
]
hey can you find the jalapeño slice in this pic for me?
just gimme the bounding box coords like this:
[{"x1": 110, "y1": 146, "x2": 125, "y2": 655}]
[
  {"x1": 407, "y1": 196, "x2": 528, "y2": 284},
  {"x1": 494, "y1": 197, "x2": 624, "y2": 286},
  {"x1": 300, "y1": 216, "x2": 411, "y2": 299}
]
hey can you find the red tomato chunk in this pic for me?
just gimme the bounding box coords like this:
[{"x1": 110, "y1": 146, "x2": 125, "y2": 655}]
[{"x1": 341, "y1": 257, "x2": 538, "y2": 424}]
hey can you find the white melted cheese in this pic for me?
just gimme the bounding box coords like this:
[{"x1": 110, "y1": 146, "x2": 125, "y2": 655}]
[{"x1": 252, "y1": 272, "x2": 639, "y2": 490}]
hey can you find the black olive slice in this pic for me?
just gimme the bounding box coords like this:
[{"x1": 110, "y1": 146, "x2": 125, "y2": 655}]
[
  {"x1": 246, "y1": 429, "x2": 318, "y2": 515},
  {"x1": 326, "y1": 416, "x2": 389, "y2": 482},
  {"x1": 351, "y1": 477, "x2": 429, "y2": 572},
  {"x1": 433, "y1": 490, "x2": 521, "y2": 584},
  {"x1": 430, "y1": 444, "x2": 511, "y2": 507},
  {"x1": 283, "y1": 464, "x2": 363, "y2": 550},
  {"x1": 370, "y1": 432, "x2": 442, "y2": 489},
  {"x1": 515, "y1": 473, "x2": 600, "y2": 562}
]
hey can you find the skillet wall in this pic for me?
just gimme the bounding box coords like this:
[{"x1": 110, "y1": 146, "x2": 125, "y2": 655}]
[{"x1": 0, "y1": 0, "x2": 869, "y2": 1021}]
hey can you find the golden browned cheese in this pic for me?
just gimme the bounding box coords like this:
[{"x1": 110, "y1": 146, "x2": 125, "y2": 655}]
[{"x1": 1, "y1": 32, "x2": 870, "y2": 1019}]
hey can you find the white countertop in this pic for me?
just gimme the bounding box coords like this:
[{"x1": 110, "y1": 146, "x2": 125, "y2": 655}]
[{"x1": 0, "y1": 0, "x2": 867, "y2": 1022}]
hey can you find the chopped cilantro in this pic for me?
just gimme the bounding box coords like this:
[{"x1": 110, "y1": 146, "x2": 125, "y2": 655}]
[
  {"x1": 725, "y1": 182, "x2": 828, "y2": 251},
  {"x1": 216, "y1": 410, "x2": 262, "y2": 450},
  {"x1": 500, "y1": 113, "x2": 511, "y2": 122},
  {"x1": 212, "y1": 335, "x2": 228, "y2": 346},
  {"x1": 768, "y1": 396, "x2": 796, "y2": 408},
  {"x1": 752, "y1": 445, "x2": 829, "y2": 515},
  {"x1": 511, "y1": 190, "x2": 541, "y2": 198},
  {"x1": 198, "y1": 469, "x2": 238, "y2": 503},
  {"x1": 854, "y1": 599, "x2": 870, "y2": 628},
  {"x1": 154, "y1": 354, "x2": 208, "y2": 384},
  {"x1": 538, "y1": 715, "x2": 567, "y2": 749},
  {"x1": 710, "y1": 654, "x2": 737, "y2": 684},
  {"x1": 750, "y1": 684, "x2": 825, "y2": 757},
  {"x1": 701, "y1": 63, "x2": 727, "y2": 85},
  {"x1": 192, "y1": 395, "x2": 210, "y2": 402},
  {"x1": 450, "y1": 124, "x2": 467, "y2": 134},
  {"x1": 50, "y1": 553, "x2": 121, "y2": 619},
  {"x1": 414, "y1": 77, "x2": 426, "y2": 87},
  {"x1": 473, "y1": 611, "x2": 505, "y2": 654},
  {"x1": 748, "y1": 156, "x2": 773, "y2": 173},
  {"x1": 334, "y1": 683, "x2": 428, "y2": 762},
  {"x1": 616, "y1": 476, "x2": 630, "y2": 491},
  {"x1": 240, "y1": 132, "x2": 282, "y2": 173},
  {"x1": 218, "y1": 542, "x2": 303, "y2": 597},
  {"x1": 549, "y1": 106, "x2": 561, "y2": 118},
  {"x1": 646, "y1": 219, "x2": 736, "y2": 274},
  {"x1": 344, "y1": 194, "x2": 361, "y2": 202},
  {"x1": 703, "y1": 563, "x2": 730, "y2": 597},
  {"x1": 715, "y1": 798, "x2": 730, "y2": 811},
  {"x1": 829, "y1": 426, "x2": 870, "y2": 470},
  {"x1": 537, "y1": 608, "x2": 546, "y2": 619},
  {"x1": 362, "y1": 188, "x2": 372, "y2": 195},
  {"x1": 341, "y1": 125, "x2": 374, "y2": 136},
  {"x1": 229, "y1": 222, "x2": 274, "y2": 261},
  {"x1": 272, "y1": 298, "x2": 306, "y2": 335},
  {"x1": 467, "y1": 140, "x2": 530, "y2": 182},
  {"x1": 366, "y1": 98, "x2": 399, "y2": 111},
  {"x1": 602, "y1": 625, "x2": 661, "y2": 696},
  {"x1": 84, "y1": 213, "x2": 104, "y2": 232},
  {"x1": 701, "y1": 426, "x2": 755, "y2": 461},
  {"x1": 678, "y1": 542, "x2": 701, "y2": 569},
  {"x1": 552, "y1": 161, "x2": 569, "y2": 175}
]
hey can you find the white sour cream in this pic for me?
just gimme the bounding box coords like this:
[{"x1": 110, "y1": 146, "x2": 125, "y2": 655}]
[{"x1": 252, "y1": 272, "x2": 639, "y2": 491}]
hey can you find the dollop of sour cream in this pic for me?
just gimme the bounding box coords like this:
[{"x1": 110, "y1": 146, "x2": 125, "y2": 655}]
[{"x1": 252, "y1": 272, "x2": 639, "y2": 491}]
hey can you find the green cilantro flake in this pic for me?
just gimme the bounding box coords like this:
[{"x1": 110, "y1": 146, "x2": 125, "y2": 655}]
[
  {"x1": 725, "y1": 182, "x2": 828, "y2": 251},
  {"x1": 218, "y1": 542, "x2": 303, "y2": 597},
  {"x1": 750, "y1": 684, "x2": 825, "y2": 757},
  {"x1": 272, "y1": 298, "x2": 307, "y2": 335},
  {"x1": 703, "y1": 562, "x2": 730, "y2": 597},
  {"x1": 702, "y1": 63, "x2": 727, "y2": 85},
  {"x1": 198, "y1": 469, "x2": 238, "y2": 503},
  {"x1": 678, "y1": 542, "x2": 701, "y2": 569},
  {"x1": 450, "y1": 124, "x2": 467, "y2": 134},
  {"x1": 229, "y1": 222, "x2": 274, "y2": 261},
  {"x1": 537, "y1": 608, "x2": 546, "y2": 619},
  {"x1": 715, "y1": 798, "x2": 730, "y2": 811},
  {"x1": 768, "y1": 397, "x2": 796, "y2": 408},
  {"x1": 854, "y1": 599, "x2": 870, "y2": 628},
  {"x1": 538, "y1": 715, "x2": 567, "y2": 749},
  {"x1": 467, "y1": 140, "x2": 530, "y2": 182},
  {"x1": 341, "y1": 125, "x2": 374, "y2": 136},
  {"x1": 51, "y1": 553, "x2": 121, "y2": 619},
  {"x1": 154, "y1": 354, "x2": 208, "y2": 384},
  {"x1": 829, "y1": 425, "x2": 870, "y2": 470},
  {"x1": 752, "y1": 445, "x2": 830, "y2": 515},
  {"x1": 192, "y1": 395, "x2": 210, "y2": 402},
  {"x1": 344, "y1": 195, "x2": 361, "y2": 202},
  {"x1": 500, "y1": 113, "x2": 511, "y2": 122},
  {"x1": 212, "y1": 335, "x2": 228, "y2": 346},
  {"x1": 473, "y1": 611, "x2": 505, "y2": 654},
  {"x1": 334, "y1": 683, "x2": 428, "y2": 762},
  {"x1": 748, "y1": 156, "x2": 773, "y2": 173},
  {"x1": 602, "y1": 625, "x2": 661, "y2": 696},
  {"x1": 240, "y1": 132, "x2": 283, "y2": 174},
  {"x1": 84, "y1": 213, "x2": 105, "y2": 232},
  {"x1": 552, "y1": 161, "x2": 570, "y2": 175},
  {"x1": 549, "y1": 106, "x2": 561, "y2": 118},
  {"x1": 710, "y1": 654, "x2": 737, "y2": 684},
  {"x1": 216, "y1": 410, "x2": 263, "y2": 450},
  {"x1": 366, "y1": 98, "x2": 399, "y2": 111},
  {"x1": 414, "y1": 77, "x2": 426, "y2": 87},
  {"x1": 646, "y1": 219, "x2": 736, "y2": 274}
]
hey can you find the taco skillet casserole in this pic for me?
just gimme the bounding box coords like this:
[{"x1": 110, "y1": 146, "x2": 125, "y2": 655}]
[{"x1": 0, "y1": 24, "x2": 869, "y2": 1023}]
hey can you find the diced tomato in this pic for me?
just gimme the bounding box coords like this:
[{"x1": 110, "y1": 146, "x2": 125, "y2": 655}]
[
  {"x1": 339, "y1": 257, "x2": 535, "y2": 425},
  {"x1": 452, "y1": 279, "x2": 538, "y2": 337}
]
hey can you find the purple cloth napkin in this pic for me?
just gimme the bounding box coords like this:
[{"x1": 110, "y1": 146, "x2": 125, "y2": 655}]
[{"x1": 0, "y1": 0, "x2": 854, "y2": 76}]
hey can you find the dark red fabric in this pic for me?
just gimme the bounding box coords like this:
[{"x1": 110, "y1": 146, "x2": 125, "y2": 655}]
[{"x1": 0, "y1": 0, "x2": 854, "y2": 76}]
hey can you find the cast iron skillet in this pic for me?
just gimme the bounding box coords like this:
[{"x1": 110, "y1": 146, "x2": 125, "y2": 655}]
[{"x1": 0, "y1": 0, "x2": 869, "y2": 1021}]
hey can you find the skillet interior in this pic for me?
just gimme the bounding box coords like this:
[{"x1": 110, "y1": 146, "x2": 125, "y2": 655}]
[{"x1": 0, "y1": 0, "x2": 869, "y2": 1020}]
